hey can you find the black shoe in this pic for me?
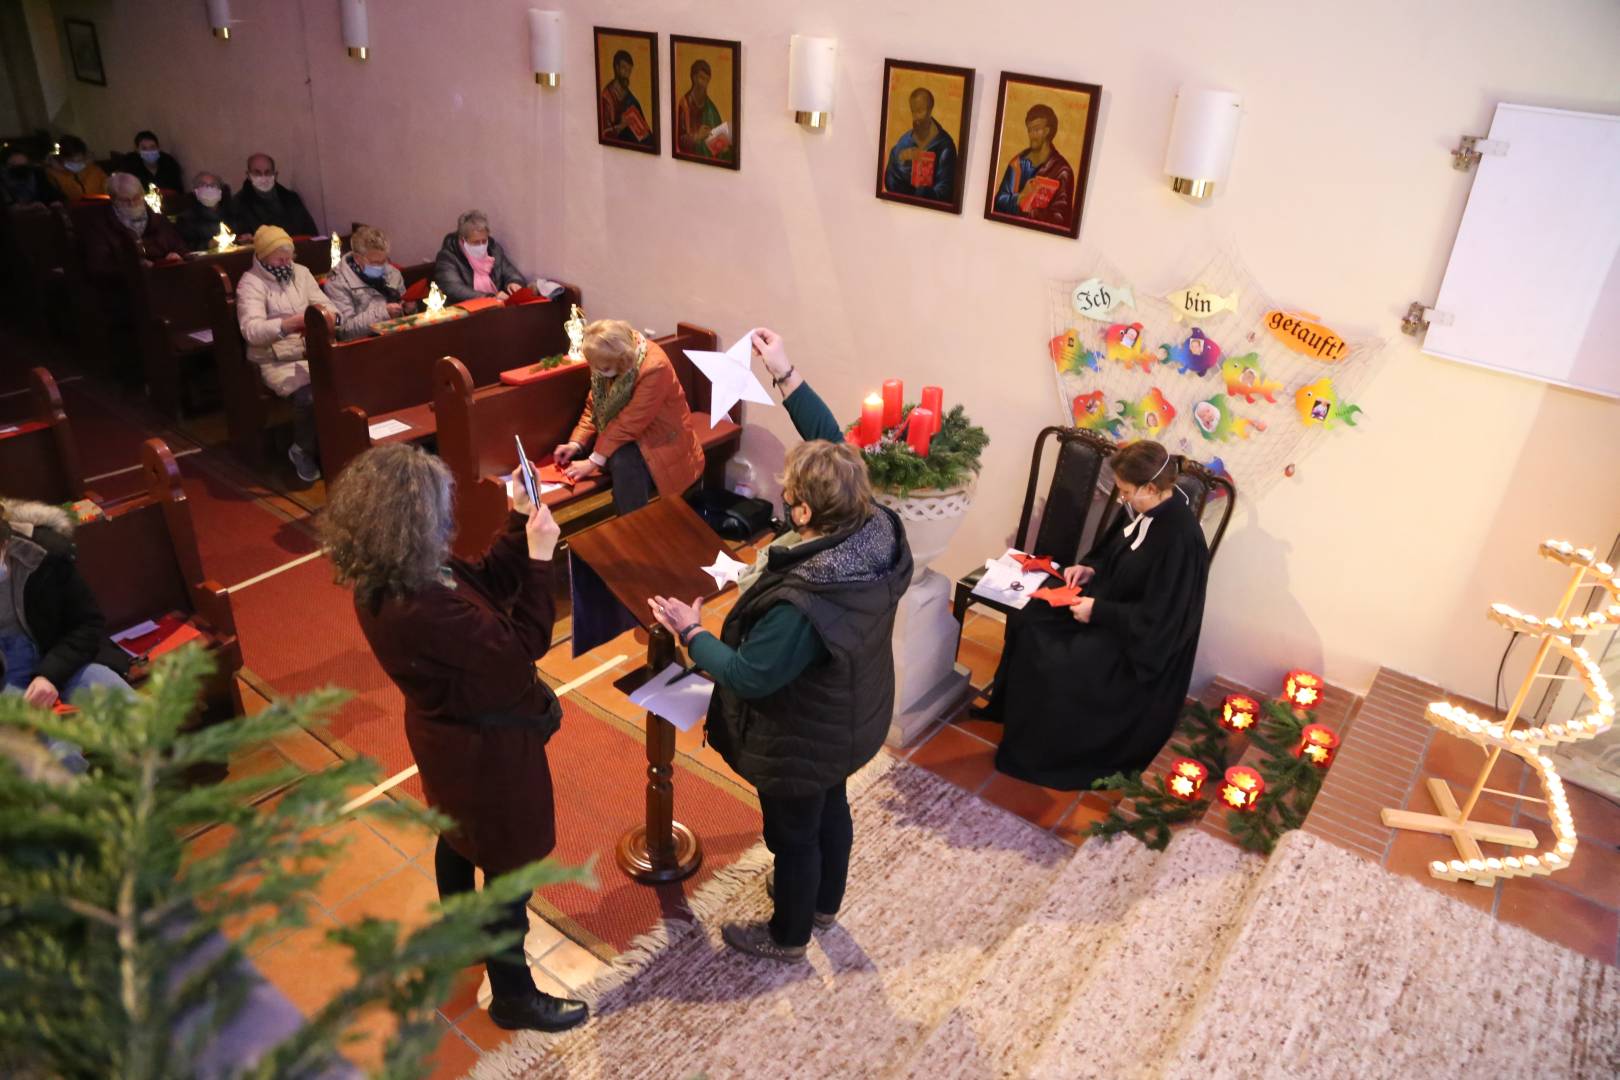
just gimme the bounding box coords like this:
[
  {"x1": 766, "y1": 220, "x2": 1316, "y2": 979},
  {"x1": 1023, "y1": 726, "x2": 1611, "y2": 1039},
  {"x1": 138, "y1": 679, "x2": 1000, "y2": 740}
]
[
  {"x1": 488, "y1": 990, "x2": 589, "y2": 1033},
  {"x1": 764, "y1": 870, "x2": 836, "y2": 930},
  {"x1": 967, "y1": 701, "x2": 999, "y2": 721}
]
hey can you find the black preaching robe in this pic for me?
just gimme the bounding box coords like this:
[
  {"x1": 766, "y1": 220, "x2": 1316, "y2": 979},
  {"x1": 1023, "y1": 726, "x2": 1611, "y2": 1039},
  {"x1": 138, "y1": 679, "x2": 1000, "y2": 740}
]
[{"x1": 985, "y1": 491, "x2": 1209, "y2": 790}]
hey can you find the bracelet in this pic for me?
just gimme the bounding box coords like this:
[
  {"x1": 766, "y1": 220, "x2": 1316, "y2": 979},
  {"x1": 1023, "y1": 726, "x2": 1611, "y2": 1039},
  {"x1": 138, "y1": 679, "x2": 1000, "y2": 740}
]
[{"x1": 771, "y1": 366, "x2": 796, "y2": 389}]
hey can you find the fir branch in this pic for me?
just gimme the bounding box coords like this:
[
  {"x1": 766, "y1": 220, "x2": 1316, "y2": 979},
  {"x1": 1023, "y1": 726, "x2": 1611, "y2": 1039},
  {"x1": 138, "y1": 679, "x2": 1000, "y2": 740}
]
[{"x1": 849, "y1": 404, "x2": 990, "y2": 496}]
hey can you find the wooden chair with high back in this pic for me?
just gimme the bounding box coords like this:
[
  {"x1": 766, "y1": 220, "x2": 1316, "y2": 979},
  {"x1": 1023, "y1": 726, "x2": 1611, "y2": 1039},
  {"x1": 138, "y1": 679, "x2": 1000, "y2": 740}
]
[{"x1": 1090, "y1": 456, "x2": 1237, "y2": 560}]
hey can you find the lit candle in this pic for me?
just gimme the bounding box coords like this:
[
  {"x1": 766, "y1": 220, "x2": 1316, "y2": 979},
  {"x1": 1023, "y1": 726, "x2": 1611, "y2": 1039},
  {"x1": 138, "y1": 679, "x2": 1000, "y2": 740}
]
[
  {"x1": 881, "y1": 379, "x2": 904, "y2": 429},
  {"x1": 920, "y1": 385, "x2": 944, "y2": 435},
  {"x1": 1219, "y1": 694, "x2": 1259, "y2": 733},
  {"x1": 906, "y1": 408, "x2": 935, "y2": 456},
  {"x1": 1296, "y1": 724, "x2": 1339, "y2": 768},
  {"x1": 1165, "y1": 757, "x2": 1207, "y2": 801},
  {"x1": 858, "y1": 393, "x2": 884, "y2": 446},
  {"x1": 1283, "y1": 670, "x2": 1323, "y2": 712},
  {"x1": 1218, "y1": 766, "x2": 1264, "y2": 811}
]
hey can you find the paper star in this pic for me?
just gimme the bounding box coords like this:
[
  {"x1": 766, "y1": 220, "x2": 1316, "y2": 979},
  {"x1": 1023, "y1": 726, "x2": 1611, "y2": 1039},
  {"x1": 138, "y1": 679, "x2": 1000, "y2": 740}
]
[
  {"x1": 685, "y1": 333, "x2": 775, "y2": 428},
  {"x1": 1012, "y1": 553, "x2": 1060, "y2": 576},
  {"x1": 1030, "y1": 584, "x2": 1083, "y2": 608},
  {"x1": 702, "y1": 550, "x2": 750, "y2": 590}
]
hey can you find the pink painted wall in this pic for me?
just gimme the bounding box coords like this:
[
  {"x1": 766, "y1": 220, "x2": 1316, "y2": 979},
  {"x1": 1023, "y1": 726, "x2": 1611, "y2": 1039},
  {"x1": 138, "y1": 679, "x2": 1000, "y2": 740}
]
[{"x1": 49, "y1": 0, "x2": 1620, "y2": 703}]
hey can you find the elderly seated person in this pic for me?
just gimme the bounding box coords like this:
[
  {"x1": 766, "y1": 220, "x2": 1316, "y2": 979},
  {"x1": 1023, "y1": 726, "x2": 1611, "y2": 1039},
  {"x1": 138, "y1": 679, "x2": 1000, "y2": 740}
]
[
  {"x1": 432, "y1": 209, "x2": 533, "y2": 302},
  {"x1": 82, "y1": 172, "x2": 189, "y2": 280},
  {"x1": 120, "y1": 129, "x2": 184, "y2": 193},
  {"x1": 322, "y1": 224, "x2": 412, "y2": 339},
  {"x1": 554, "y1": 319, "x2": 704, "y2": 516},
  {"x1": 2, "y1": 144, "x2": 62, "y2": 208},
  {"x1": 46, "y1": 135, "x2": 109, "y2": 200},
  {"x1": 234, "y1": 153, "x2": 319, "y2": 237},
  {"x1": 237, "y1": 225, "x2": 337, "y2": 484},
  {"x1": 176, "y1": 171, "x2": 246, "y2": 252}
]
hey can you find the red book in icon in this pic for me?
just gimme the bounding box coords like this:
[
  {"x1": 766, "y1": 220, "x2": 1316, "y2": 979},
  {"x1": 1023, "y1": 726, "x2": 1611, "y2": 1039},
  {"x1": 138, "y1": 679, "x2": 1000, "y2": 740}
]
[
  {"x1": 622, "y1": 106, "x2": 651, "y2": 140},
  {"x1": 1019, "y1": 175, "x2": 1060, "y2": 214},
  {"x1": 910, "y1": 150, "x2": 936, "y2": 189}
]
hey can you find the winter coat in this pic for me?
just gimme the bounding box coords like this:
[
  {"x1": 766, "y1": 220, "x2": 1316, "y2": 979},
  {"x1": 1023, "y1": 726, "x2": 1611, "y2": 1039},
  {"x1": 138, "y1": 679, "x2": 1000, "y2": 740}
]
[
  {"x1": 176, "y1": 191, "x2": 241, "y2": 252},
  {"x1": 432, "y1": 231, "x2": 527, "y2": 302},
  {"x1": 232, "y1": 180, "x2": 319, "y2": 237},
  {"x1": 118, "y1": 150, "x2": 185, "y2": 193},
  {"x1": 0, "y1": 500, "x2": 130, "y2": 688},
  {"x1": 79, "y1": 204, "x2": 189, "y2": 281},
  {"x1": 568, "y1": 341, "x2": 705, "y2": 498},
  {"x1": 322, "y1": 255, "x2": 405, "y2": 340},
  {"x1": 706, "y1": 505, "x2": 913, "y2": 798},
  {"x1": 236, "y1": 259, "x2": 334, "y2": 397},
  {"x1": 46, "y1": 161, "x2": 109, "y2": 200},
  {"x1": 352, "y1": 512, "x2": 563, "y2": 875}
]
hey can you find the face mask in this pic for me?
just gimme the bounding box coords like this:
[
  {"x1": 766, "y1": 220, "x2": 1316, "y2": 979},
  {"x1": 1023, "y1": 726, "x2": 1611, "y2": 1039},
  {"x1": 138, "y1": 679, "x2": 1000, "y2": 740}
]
[
  {"x1": 194, "y1": 185, "x2": 222, "y2": 207},
  {"x1": 463, "y1": 241, "x2": 488, "y2": 259},
  {"x1": 264, "y1": 261, "x2": 294, "y2": 284},
  {"x1": 64, "y1": 159, "x2": 86, "y2": 174},
  {"x1": 117, "y1": 204, "x2": 147, "y2": 225},
  {"x1": 250, "y1": 175, "x2": 276, "y2": 193},
  {"x1": 361, "y1": 263, "x2": 387, "y2": 280},
  {"x1": 139, "y1": 149, "x2": 161, "y2": 165}
]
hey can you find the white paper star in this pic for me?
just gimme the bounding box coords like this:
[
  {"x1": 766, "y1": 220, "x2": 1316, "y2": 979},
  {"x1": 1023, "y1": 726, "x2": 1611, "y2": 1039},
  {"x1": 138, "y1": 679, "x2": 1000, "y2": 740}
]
[
  {"x1": 685, "y1": 332, "x2": 775, "y2": 428},
  {"x1": 702, "y1": 550, "x2": 751, "y2": 590}
]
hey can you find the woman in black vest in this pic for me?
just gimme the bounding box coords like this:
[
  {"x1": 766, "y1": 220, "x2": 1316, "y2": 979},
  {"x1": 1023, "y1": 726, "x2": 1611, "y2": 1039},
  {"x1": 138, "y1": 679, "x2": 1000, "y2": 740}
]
[{"x1": 651, "y1": 329, "x2": 912, "y2": 963}]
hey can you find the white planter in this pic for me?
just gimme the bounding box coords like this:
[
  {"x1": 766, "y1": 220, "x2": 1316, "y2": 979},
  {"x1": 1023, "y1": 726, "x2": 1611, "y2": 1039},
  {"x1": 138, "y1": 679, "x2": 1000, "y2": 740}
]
[{"x1": 875, "y1": 483, "x2": 974, "y2": 583}]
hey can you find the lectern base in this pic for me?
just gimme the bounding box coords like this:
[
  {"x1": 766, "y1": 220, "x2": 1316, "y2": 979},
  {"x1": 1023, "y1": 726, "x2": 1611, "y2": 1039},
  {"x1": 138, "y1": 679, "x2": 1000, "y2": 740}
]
[{"x1": 616, "y1": 821, "x2": 703, "y2": 883}]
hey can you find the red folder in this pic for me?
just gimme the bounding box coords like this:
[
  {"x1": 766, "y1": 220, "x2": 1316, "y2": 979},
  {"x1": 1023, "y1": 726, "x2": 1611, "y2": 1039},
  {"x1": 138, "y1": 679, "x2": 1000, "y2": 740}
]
[
  {"x1": 115, "y1": 613, "x2": 204, "y2": 659},
  {"x1": 401, "y1": 277, "x2": 430, "y2": 304}
]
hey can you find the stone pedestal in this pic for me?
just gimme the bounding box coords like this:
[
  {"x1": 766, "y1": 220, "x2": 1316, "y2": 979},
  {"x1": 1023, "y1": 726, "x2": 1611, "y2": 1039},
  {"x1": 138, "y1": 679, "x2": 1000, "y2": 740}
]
[{"x1": 877, "y1": 485, "x2": 976, "y2": 748}]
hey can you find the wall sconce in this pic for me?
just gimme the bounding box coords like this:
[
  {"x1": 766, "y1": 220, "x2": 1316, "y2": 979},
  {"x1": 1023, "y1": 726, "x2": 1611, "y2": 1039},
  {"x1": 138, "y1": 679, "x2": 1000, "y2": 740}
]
[
  {"x1": 789, "y1": 35, "x2": 837, "y2": 130},
  {"x1": 341, "y1": 0, "x2": 369, "y2": 61},
  {"x1": 1163, "y1": 86, "x2": 1241, "y2": 200},
  {"x1": 528, "y1": 10, "x2": 562, "y2": 87},
  {"x1": 207, "y1": 0, "x2": 232, "y2": 40}
]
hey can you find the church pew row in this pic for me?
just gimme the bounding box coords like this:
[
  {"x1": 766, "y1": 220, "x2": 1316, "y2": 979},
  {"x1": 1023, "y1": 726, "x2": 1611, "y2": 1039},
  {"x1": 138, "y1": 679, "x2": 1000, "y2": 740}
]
[
  {"x1": 0, "y1": 204, "x2": 71, "y2": 345},
  {"x1": 302, "y1": 287, "x2": 581, "y2": 482},
  {"x1": 434, "y1": 321, "x2": 744, "y2": 557},
  {"x1": 74, "y1": 437, "x2": 243, "y2": 719},
  {"x1": 0, "y1": 366, "x2": 86, "y2": 505}
]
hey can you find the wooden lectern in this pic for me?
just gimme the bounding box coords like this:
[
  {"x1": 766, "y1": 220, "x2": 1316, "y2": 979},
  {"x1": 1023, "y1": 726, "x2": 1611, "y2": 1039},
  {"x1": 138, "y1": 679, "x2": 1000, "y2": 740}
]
[{"x1": 565, "y1": 496, "x2": 731, "y2": 883}]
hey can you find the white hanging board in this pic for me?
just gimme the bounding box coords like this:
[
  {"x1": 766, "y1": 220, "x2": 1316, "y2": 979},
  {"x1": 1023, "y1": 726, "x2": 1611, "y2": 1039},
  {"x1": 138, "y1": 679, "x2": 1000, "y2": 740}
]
[{"x1": 1422, "y1": 103, "x2": 1620, "y2": 399}]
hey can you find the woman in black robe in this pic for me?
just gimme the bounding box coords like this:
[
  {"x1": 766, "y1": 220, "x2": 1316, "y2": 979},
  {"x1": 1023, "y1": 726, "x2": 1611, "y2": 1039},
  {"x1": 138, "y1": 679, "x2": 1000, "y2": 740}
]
[{"x1": 979, "y1": 441, "x2": 1210, "y2": 790}]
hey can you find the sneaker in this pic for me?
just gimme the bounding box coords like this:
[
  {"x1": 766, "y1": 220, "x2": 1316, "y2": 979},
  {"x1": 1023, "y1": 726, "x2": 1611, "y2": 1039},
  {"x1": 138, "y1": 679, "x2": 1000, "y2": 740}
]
[
  {"x1": 488, "y1": 989, "x2": 589, "y2": 1033},
  {"x1": 764, "y1": 871, "x2": 836, "y2": 930},
  {"x1": 721, "y1": 920, "x2": 807, "y2": 963},
  {"x1": 288, "y1": 444, "x2": 321, "y2": 484}
]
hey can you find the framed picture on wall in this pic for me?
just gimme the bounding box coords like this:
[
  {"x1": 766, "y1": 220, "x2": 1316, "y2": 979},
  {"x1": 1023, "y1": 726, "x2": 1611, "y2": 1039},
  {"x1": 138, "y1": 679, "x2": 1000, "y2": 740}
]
[
  {"x1": 594, "y1": 27, "x2": 660, "y2": 154},
  {"x1": 670, "y1": 35, "x2": 740, "y2": 169},
  {"x1": 982, "y1": 72, "x2": 1101, "y2": 239},
  {"x1": 64, "y1": 18, "x2": 106, "y2": 87},
  {"x1": 875, "y1": 59, "x2": 975, "y2": 214}
]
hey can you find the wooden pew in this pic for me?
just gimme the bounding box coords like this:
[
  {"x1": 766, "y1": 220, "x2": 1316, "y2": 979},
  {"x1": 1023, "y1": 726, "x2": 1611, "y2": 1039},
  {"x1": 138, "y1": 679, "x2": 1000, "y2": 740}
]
[
  {"x1": 304, "y1": 287, "x2": 580, "y2": 481},
  {"x1": 435, "y1": 322, "x2": 744, "y2": 557},
  {"x1": 0, "y1": 205, "x2": 70, "y2": 344},
  {"x1": 0, "y1": 366, "x2": 85, "y2": 504},
  {"x1": 74, "y1": 438, "x2": 243, "y2": 718}
]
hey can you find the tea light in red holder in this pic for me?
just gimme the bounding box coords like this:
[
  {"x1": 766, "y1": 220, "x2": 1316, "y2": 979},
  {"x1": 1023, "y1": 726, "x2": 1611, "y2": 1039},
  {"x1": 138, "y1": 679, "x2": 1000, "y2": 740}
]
[
  {"x1": 1218, "y1": 766, "x2": 1264, "y2": 811},
  {"x1": 1283, "y1": 669, "x2": 1323, "y2": 712},
  {"x1": 1165, "y1": 758, "x2": 1208, "y2": 801},
  {"x1": 1219, "y1": 694, "x2": 1259, "y2": 733},
  {"x1": 1296, "y1": 724, "x2": 1339, "y2": 767}
]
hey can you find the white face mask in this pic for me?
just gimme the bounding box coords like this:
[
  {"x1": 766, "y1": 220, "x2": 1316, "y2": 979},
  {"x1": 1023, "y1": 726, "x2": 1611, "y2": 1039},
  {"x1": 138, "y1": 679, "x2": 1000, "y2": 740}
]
[
  {"x1": 250, "y1": 174, "x2": 276, "y2": 193},
  {"x1": 139, "y1": 148, "x2": 161, "y2": 164},
  {"x1": 64, "y1": 159, "x2": 86, "y2": 173},
  {"x1": 463, "y1": 241, "x2": 488, "y2": 259},
  {"x1": 194, "y1": 185, "x2": 222, "y2": 207}
]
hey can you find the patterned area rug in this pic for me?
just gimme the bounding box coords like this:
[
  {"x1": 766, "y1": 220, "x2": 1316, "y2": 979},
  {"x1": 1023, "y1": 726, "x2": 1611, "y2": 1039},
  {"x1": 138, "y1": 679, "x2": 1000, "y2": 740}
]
[{"x1": 471, "y1": 756, "x2": 1072, "y2": 1079}]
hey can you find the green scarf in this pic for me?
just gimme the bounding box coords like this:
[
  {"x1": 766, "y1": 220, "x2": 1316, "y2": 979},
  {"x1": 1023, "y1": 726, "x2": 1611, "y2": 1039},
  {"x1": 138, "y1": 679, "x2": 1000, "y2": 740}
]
[{"x1": 588, "y1": 334, "x2": 648, "y2": 428}]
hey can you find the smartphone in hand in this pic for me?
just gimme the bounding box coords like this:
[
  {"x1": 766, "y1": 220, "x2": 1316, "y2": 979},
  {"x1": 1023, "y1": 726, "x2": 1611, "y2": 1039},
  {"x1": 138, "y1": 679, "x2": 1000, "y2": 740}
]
[{"x1": 514, "y1": 435, "x2": 541, "y2": 507}]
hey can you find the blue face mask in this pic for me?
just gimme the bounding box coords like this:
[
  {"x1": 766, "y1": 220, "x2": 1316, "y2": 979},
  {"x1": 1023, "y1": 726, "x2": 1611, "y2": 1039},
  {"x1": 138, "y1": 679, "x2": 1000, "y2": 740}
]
[
  {"x1": 361, "y1": 263, "x2": 387, "y2": 280},
  {"x1": 139, "y1": 148, "x2": 161, "y2": 165}
]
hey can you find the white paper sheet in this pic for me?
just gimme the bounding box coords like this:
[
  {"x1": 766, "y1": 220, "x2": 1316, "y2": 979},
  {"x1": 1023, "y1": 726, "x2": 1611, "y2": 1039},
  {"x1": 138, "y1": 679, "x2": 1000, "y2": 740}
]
[
  {"x1": 969, "y1": 548, "x2": 1051, "y2": 609},
  {"x1": 187, "y1": 328, "x2": 214, "y2": 344},
  {"x1": 112, "y1": 619, "x2": 160, "y2": 642},
  {"x1": 627, "y1": 663, "x2": 714, "y2": 732},
  {"x1": 505, "y1": 475, "x2": 564, "y2": 499},
  {"x1": 367, "y1": 418, "x2": 412, "y2": 440}
]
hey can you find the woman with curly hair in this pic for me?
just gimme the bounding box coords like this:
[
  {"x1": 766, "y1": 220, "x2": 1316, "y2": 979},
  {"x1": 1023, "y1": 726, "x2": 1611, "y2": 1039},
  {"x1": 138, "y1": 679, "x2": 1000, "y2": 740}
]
[{"x1": 320, "y1": 444, "x2": 587, "y2": 1033}]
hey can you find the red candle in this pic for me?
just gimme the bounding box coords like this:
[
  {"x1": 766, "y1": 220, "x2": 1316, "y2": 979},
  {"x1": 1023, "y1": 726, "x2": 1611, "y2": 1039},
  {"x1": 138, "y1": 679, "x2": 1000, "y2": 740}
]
[
  {"x1": 882, "y1": 379, "x2": 904, "y2": 429},
  {"x1": 858, "y1": 393, "x2": 884, "y2": 446},
  {"x1": 906, "y1": 408, "x2": 935, "y2": 456},
  {"x1": 920, "y1": 385, "x2": 944, "y2": 435}
]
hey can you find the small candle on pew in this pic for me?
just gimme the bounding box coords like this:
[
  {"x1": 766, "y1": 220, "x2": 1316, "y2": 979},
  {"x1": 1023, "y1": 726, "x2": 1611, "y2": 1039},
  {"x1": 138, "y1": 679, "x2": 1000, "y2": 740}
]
[
  {"x1": 920, "y1": 386, "x2": 944, "y2": 435},
  {"x1": 906, "y1": 408, "x2": 935, "y2": 456},
  {"x1": 881, "y1": 379, "x2": 904, "y2": 429},
  {"x1": 858, "y1": 393, "x2": 884, "y2": 446}
]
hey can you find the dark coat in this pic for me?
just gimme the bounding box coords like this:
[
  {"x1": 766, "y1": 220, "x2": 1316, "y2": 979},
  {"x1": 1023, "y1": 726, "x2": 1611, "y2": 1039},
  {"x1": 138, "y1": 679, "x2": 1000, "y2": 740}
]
[
  {"x1": 232, "y1": 180, "x2": 319, "y2": 237},
  {"x1": 175, "y1": 189, "x2": 241, "y2": 251},
  {"x1": 1, "y1": 164, "x2": 62, "y2": 207},
  {"x1": 1, "y1": 502, "x2": 131, "y2": 689},
  {"x1": 79, "y1": 203, "x2": 190, "y2": 281},
  {"x1": 119, "y1": 150, "x2": 185, "y2": 193},
  {"x1": 432, "y1": 231, "x2": 527, "y2": 302},
  {"x1": 352, "y1": 512, "x2": 563, "y2": 875},
  {"x1": 708, "y1": 506, "x2": 913, "y2": 798}
]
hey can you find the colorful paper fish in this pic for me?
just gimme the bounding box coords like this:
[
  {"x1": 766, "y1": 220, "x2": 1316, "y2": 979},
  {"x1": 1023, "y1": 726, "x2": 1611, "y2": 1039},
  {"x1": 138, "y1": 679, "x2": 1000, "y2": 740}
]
[
  {"x1": 1049, "y1": 328, "x2": 1100, "y2": 375},
  {"x1": 1164, "y1": 283, "x2": 1240, "y2": 323},
  {"x1": 1192, "y1": 395, "x2": 1266, "y2": 443},
  {"x1": 1070, "y1": 277, "x2": 1135, "y2": 321},
  {"x1": 1117, "y1": 387, "x2": 1176, "y2": 437},
  {"x1": 1071, "y1": 390, "x2": 1124, "y2": 436},
  {"x1": 1219, "y1": 352, "x2": 1284, "y2": 403},
  {"x1": 1295, "y1": 377, "x2": 1362, "y2": 429},
  {"x1": 1105, "y1": 322, "x2": 1153, "y2": 374},
  {"x1": 1158, "y1": 327, "x2": 1223, "y2": 377}
]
